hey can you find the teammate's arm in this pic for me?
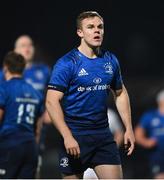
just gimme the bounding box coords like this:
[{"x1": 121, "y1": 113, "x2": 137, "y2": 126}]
[
  {"x1": 46, "y1": 89, "x2": 80, "y2": 158},
  {"x1": 111, "y1": 84, "x2": 135, "y2": 155},
  {"x1": 135, "y1": 125, "x2": 157, "y2": 148},
  {"x1": 35, "y1": 116, "x2": 43, "y2": 144},
  {"x1": 34, "y1": 111, "x2": 51, "y2": 143}
]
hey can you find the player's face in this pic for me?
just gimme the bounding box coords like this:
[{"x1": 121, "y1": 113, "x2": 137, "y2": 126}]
[
  {"x1": 77, "y1": 16, "x2": 104, "y2": 48},
  {"x1": 15, "y1": 36, "x2": 34, "y2": 63}
]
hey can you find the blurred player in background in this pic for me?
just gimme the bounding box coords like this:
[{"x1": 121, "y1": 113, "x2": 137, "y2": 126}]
[
  {"x1": 83, "y1": 108, "x2": 124, "y2": 179},
  {"x1": 135, "y1": 90, "x2": 164, "y2": 179},
  {"x1": 46, "y1": 11, "x2": 135, "y2": 179},
  {"x1": 0, "y1": 35, "x2": 51, "y2": 177},
  {"x1": 0, "y1": 52, "x2": 43, "y2": 178},
  {"x1": 14, "y1": 35, "x2": 51, "y2": 177},
  {"x1": 14, "y1": 35, "x2": 50, "y2": 97}
]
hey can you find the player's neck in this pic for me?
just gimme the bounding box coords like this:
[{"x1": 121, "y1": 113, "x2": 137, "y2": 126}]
[
  {"x1": 25, "y1": 61, "x2": 33, "y2": 69},
  {"x1": 6, "y1": 73, "x2": 22, "y2": 81},
  {"x1": 78, "y1": 44, "x2": 100, "y2": 59}
]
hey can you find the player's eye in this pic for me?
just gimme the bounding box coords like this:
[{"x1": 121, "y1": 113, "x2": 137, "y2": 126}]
[
  {"x1": 98, "y1": 24, "x2": 104, "y2": 29},
  {"x1": 87, "y1": 25, "x2": 94, "y2": 29}
]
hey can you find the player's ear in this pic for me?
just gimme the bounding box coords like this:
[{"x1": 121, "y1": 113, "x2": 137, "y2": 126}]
[
  {"x1": 14, "y1": 47, "x2": 18, "y2": 54},
  {"x1": 77, "y1": 29, "x2": 83, "y2": 38}
]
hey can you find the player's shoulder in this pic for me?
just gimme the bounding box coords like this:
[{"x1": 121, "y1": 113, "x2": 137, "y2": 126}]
[
  {"x1": 0, "y1": 79, "x2": 12, "y2": 94},
  {"x1": 32, "y1": 62, "x2": 50, "y2": 72},
  {"x1": 57, "y1": 48, "x2": 79, "y2": 65},
  {"x1": 23, "y1": 80, "x2": 43, "y2": 99},
  {"x1": 102, "y1": 50, "x2": 120, "y2": 66},
  {"x1": 29, "y1": 63, "x2": 50, "y2": 79}
]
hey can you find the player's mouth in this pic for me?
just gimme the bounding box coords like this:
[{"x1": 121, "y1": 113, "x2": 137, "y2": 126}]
[{"x1": 93, "y1": 36, "x2": 102, "y2": 41}]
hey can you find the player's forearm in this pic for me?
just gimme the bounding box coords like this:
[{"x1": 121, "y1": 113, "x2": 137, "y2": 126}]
[
  {"x1": 35, "y1": 117, "x2": 43, "y2": 144},
  {"x1": 135, "y1": 135, "x2": 148, "y2": 146},
  {"x1": 135, "y1": 126, "x2": 155, "y2": 148},
  {"x1": 115, "y1": 86, "x2": 133, "y2": 131},
  {"x1": 46, "y1": 98, "x2": 72, "y2": 138},
  {"x1": 136, "y1": 136, "x2": 155, "y2": 148}
]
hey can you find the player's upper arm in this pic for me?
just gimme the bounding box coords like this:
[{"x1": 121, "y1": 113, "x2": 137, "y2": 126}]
[
  {"x1": 46, "y1": 89, "x2": 64, "y2": 103},
  {"x1": 135, "y1": 112, "x2": 151, "y2": 142},
  {"x1": 48, "y1": 57, "x2": 74, "y2": 93},
  {"x1": 110, "y1": 84, "x2": 125, "y2": 99},
  {"x1": 135, "y1": 125, "x2": 147, "y2": 143}
]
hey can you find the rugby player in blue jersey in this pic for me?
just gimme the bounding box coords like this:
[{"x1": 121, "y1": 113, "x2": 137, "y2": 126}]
[
  {"x1": 46, "y1": 11, "x2": 135, "y2": 179},
  {"x1": 14, "y1": 35, "x2": 50, "y2": 97},
  {"x1": 0, "y1": 35, "x2": 51, "y2": 177},
  {"x1": 0, "y1": 52, "x2": 43, "y2": 178},
  {"x1": 14, "y1": 35, "x2": 51, "y2": 177},
  {"x1": 135, "y1": 90, "x2": 164, "y2": 179},
  {"x1": 0, "y1": 35, "x2": 50, "y2": 107}
]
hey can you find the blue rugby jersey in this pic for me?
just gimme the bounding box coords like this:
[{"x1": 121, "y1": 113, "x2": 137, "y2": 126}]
[
  {"x1": 0, "y1": 63, "x2": 50, "y2": 96},
  {"x1": 23, "y1": 63, "x2": 50, "y2": 96},
  {"x1": 0, "y1": 77, "x2": 43, "y2": 148},
  {"x1": 0, "y1": 70, "x2": 5, "y2": 83},
  {"x1": 48, "y1": 48, "x2": 123, "y2": 135},
  {"x1": 139, "y1": 110, "x2": 164, "y2": 151}
]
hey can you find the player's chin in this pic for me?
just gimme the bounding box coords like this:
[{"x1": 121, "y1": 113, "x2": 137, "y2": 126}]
[
  {"x1": 91, "y1": 41, "x2": 102, "y2": 48},
  {"x1": 25, "y1": 55, "x2": 33, "y2": 62}
]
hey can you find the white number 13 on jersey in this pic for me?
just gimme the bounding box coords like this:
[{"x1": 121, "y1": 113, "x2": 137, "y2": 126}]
[{"x1": 17, "y1": 104, "x2": 35, "y2": 124}]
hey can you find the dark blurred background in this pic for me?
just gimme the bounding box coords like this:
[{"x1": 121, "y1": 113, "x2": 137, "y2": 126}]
[{"x1": 0, "y1": 0, "x2": 164, "y2": 178}]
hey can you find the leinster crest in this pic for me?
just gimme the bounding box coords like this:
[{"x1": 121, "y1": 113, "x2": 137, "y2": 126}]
[
  {"x1": 60, "y1": 157, "x2": 69, "y2": 167},
  {"x1": 104, "y1": 62, "x2": 113, "y2": 74}
]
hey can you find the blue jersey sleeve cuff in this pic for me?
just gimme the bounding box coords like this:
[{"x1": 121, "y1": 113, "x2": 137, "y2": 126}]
[
  {"x1": 47, "y1": 84, "x2": 66, "y2": 93},
  {"x1": 111, "y1": 83, "x2": 123, "y2": 91}
]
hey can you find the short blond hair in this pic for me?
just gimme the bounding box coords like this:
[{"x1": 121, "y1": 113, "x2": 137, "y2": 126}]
[{"x1": 76, "y1": 11, "x2": 103, "y2": 29}]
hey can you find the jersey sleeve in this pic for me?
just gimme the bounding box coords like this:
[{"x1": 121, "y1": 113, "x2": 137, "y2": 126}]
[
  {"x1": 0, "y1": 85, "x2": 6, "y2": 109},
  {"x1": 110, "y1": 54, "x2": 123, "y2": 91},
  {"x1": 48, "y1": 58, "x2": 73, "y2": 93},
  {"x1": 138, "y1": 112, "x2": 150, "y2": 130}
]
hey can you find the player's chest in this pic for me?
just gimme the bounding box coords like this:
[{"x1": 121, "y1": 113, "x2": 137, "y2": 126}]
[
  {"x1": 150, "y1": 117, "x2": 164, "y2": 136},
  {"x1": 151, "y1": 117, "x2": 164, "y2": 127},
  {"x1": 73, "y1": 61, "x2": 114, "y2": 86}
]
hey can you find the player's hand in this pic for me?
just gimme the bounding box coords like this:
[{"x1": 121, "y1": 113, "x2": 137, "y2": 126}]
[
  {"x1": 124, "y1": 128, "x2": 135, "y2": 156},
  {"x1": 64, "y1": 135, "x2": 80, "y2": 158}
]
